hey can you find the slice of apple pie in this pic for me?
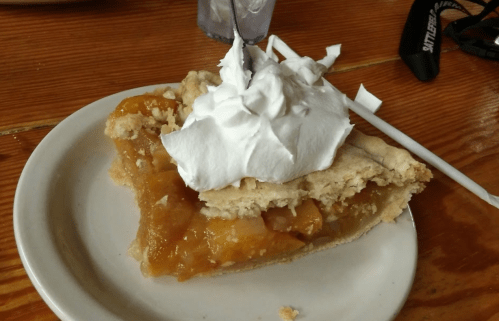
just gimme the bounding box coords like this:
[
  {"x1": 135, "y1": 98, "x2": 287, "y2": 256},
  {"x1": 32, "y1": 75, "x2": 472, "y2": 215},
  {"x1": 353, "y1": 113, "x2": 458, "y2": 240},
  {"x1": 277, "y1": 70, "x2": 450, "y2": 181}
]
[{"x1": 105, "y1": 71, "x2": 431, "y2": 281}]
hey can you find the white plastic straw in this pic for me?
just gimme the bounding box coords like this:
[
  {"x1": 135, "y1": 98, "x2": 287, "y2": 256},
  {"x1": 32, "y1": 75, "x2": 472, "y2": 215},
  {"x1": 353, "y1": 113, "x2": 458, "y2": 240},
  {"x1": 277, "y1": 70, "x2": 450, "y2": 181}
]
[
  {"x1": 340, "y1": 91, "x2": 499, "y2": 209},
  {"x1": 267, "y1": 35, "x2": 499, "y2": 209}
]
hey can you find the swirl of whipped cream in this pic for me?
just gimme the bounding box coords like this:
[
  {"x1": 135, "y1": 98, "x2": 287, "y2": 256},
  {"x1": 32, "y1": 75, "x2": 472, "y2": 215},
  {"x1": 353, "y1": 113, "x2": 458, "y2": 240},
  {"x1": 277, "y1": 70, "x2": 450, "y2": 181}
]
[{"x1": 161, "y1": 33, "x2": 353, "y2": 192}]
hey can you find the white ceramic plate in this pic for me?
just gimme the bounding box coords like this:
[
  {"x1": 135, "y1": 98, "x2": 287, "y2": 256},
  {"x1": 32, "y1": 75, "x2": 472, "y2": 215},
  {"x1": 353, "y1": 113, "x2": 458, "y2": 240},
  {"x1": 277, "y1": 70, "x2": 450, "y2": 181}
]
[{"x1": 14, "y1": 84, "x2": 417, "y2": 321}]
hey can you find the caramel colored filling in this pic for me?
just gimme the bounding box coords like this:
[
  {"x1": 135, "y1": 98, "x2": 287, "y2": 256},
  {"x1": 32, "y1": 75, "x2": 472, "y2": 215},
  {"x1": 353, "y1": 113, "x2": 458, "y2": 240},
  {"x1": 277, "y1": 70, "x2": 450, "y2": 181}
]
[{"x1": 108, "y1": 95, "x2": 395, "y2": 281}]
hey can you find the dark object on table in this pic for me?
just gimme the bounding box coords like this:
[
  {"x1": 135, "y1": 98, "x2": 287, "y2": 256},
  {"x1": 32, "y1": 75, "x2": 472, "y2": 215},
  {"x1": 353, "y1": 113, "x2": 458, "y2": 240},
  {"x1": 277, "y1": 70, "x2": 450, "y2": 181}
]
[
  {"x1": 444, "y1": 0, "x2": 499, "y2": 61},
  {"x1": 399, "y1": 0, "x2": 467, "y2": 81}
]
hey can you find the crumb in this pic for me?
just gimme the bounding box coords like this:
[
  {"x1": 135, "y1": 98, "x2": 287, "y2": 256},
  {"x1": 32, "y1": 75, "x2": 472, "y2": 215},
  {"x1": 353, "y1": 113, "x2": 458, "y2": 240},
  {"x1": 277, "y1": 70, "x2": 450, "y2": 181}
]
[
  {"x1": 127, "y1": 239, "x2": 141, "y2": 261},
  {"x1": 105, "y1": 113, "x2": 161, "y2": 140},
  {"x1": 162, "y1": 90, "x2": 176, "y2": 99},
  {"x1": 155, "y1": 195, "x2": 168, "y2": 206},
  {"x1": 220, "y1": 261, "x2": 235, "y2": 267},
  {"x1": 279, "y1": 306, "x2": 299, "y2": 321},
  {"x1": 136, "y1": 159, "x2": 145, "y2": 168}
]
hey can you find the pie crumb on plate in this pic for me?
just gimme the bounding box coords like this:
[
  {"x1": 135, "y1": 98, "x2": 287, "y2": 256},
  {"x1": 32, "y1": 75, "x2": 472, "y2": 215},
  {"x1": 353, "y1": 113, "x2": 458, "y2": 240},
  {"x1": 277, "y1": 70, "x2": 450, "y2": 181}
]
[{"x1": 279, "y1": 306, "x2": 300, "y2": 321}]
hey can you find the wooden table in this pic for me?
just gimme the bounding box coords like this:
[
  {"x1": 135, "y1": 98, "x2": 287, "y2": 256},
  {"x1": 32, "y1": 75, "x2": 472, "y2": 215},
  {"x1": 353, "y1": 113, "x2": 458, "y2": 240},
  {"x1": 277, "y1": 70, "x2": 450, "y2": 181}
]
[{"x1": 1, "y1": 0, "x2": 498, "y2": 320}]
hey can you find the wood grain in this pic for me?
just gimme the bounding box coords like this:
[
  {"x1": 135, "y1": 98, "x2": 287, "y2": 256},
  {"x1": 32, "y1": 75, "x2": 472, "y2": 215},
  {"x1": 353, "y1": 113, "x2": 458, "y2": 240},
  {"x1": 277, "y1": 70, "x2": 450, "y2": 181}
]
[
  {"x1": 0, "y1": 0, "x2": 482, "y2": 133},
  {"x1": 1, "y1": 0, "x2": 499, "y2": 320},
  {"x1": 327, "y1": 50, "x2": 499, "y2": 177},
  {"x1": 0, "y1": 128, "x2": 59, "y2": 321}
]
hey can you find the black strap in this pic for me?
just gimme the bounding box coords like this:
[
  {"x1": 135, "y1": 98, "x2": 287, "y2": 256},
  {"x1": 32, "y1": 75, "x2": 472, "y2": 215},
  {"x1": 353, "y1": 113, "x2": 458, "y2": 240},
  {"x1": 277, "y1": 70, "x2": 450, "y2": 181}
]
[
  {"x1": 444, "y1": 0, "x2": 499, "y2": 60},
  {"x1": 399, "y1": 0, "x2": 468, "y2": 81}
]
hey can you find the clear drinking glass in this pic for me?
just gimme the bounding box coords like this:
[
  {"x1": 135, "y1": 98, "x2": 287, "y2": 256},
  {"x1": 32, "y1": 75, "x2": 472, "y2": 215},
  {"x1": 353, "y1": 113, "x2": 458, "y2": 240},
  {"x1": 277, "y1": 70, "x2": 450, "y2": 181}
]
[{"x1": 197, "y1": 0, "x2": 277, "y2": 45}]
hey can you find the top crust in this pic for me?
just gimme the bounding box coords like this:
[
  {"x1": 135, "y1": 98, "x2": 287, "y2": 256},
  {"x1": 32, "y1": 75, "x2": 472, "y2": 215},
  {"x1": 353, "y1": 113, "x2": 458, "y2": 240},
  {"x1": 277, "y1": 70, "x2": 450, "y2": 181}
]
[{"x1": 200, "y1": 130, "x2": 432, "y2": 220}]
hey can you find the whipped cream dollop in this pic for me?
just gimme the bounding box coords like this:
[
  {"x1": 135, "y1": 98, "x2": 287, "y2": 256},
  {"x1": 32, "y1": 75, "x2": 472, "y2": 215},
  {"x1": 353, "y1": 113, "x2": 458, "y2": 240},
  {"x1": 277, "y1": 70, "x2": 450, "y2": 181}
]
[{"x1": 161, "y1": 33, "x2": 353, "y2": 192}]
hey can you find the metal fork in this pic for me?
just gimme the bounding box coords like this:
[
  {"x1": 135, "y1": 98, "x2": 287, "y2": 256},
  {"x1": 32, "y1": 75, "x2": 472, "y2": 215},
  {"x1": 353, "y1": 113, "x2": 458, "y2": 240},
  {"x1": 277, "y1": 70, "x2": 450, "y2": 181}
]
[{"x1": 229, "y1": 0, "x2": 253, "y2": 79}]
